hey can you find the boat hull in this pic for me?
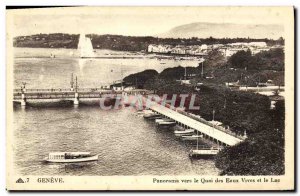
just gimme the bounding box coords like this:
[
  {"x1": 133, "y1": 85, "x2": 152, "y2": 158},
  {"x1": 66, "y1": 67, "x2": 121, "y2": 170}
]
[
  {"x1": 189, "y1": 149, "x2": 220, "y2": 158},
  {"x1": 189, "y1": 154, "x2": 216, "y2": 159},
  {"x1": 144, "y1": 115, "x2": 161, "y2": 120},
  {"x1": 174, "y1": 131, "x2": 194, "y2": 136},
  {"x1": 181, "y1": 136, "x2": 202, "y2": 141},
  {"x1": 157, "y1": 122, "x2": 176, "y2": 127},
  {"x1": 44, "y1": 154, "x2": 99, "y2": 163}
]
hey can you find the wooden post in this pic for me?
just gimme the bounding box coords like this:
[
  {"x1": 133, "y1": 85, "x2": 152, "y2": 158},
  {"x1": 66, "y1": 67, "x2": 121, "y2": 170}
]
[
  {"x1": 74, "y1": 76, "x2": 79, "y2": 105},
  {"x1": 201, "y1": 61, "x2": 204, "y2": 78},
  {"x1": 70, "y1": 73, "x2": 74, "y2": 91}
]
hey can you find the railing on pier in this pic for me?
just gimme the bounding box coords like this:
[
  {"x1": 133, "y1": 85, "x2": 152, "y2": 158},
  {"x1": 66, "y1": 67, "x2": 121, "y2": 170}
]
[
  {"x1": 13, "y1": 88, "x2": 152, "y2": 100},
  {"x1": 145, "y1": 99, "x2": 243, "y2": 146},
  {"x1": 177, "y1": 110, "x2": 246, "y2": 140},
  {"x1": 13, "y1": 88, "x2": 111, "y2": 93},
  {"x1": 144, "y1": 95, "x2": 246, "y2": 141},
  {"x1": 14, "y1": 92, "x2": 75, "y2": 99}
]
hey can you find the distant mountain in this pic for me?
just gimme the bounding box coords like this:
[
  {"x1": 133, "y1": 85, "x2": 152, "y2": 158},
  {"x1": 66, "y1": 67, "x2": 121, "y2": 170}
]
[{"x1": 158, "y1": 23, "x2": 284, "y2": 39}]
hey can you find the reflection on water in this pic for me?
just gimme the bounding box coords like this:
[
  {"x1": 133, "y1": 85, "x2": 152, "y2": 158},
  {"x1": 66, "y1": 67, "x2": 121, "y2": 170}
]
[
  {"x1": 13, "y1": 48, "x2": 219, "y2": 176},
  {"x1": 14, "y1": 48, "x2": 200, "y2": 88},
  {"x1": 78, "y1": 58, "x2": 88, "y2": 73},
  {"x1": 14, "y1": 105, "x2": 219, "y2": 176},
  {"x1": 45, "y1": 161, "x2": 97, "y2": 174}
]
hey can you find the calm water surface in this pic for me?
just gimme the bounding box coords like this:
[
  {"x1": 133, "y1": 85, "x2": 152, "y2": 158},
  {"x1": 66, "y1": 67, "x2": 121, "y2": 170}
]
[{"x1": 13, "y1": 48, "x2": 219, "y2": 176}]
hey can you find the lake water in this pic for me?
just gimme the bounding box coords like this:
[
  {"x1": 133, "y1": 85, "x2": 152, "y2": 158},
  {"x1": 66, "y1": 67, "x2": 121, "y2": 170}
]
[{"x1": 13, "y1": 47, "x2": 219, "y2": 176}]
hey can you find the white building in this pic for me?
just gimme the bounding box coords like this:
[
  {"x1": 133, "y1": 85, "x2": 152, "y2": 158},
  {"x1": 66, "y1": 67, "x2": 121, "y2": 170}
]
[
  {"x1": 248, "y1": 42, "x2": 267, "y2": 47},
  {"x1": 148, "y1": 44, "x2": 159, "y2": 53}
]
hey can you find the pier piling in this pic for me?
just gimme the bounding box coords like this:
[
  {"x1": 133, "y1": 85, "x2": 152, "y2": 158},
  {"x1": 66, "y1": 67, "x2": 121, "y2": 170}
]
[
  {"x1": 74, "y1": 92, "x2": 79, "y2": 105},
  {"x1": 21, "y1": 93, "x2": 26, "y2": 106}
]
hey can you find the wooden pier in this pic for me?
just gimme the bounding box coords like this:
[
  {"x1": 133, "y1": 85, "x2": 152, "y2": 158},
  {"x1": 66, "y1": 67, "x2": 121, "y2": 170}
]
[
  {"x1": 13, "y1": 83, "x2": 244, "y2": 147},
  {"x1": 146, "y1": 99, "x2": 244, "y2": 146}
]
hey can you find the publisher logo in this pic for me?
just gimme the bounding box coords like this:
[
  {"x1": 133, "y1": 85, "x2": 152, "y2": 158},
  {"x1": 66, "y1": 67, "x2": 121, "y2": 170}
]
[{"x1": 16, "y1": 178, "x2": 25, "y2": 183}]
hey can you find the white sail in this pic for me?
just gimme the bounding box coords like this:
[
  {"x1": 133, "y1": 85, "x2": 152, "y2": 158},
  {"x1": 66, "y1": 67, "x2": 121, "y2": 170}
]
[{"x1": 78, "y1": 33, "x2": 95, "y2": 58}]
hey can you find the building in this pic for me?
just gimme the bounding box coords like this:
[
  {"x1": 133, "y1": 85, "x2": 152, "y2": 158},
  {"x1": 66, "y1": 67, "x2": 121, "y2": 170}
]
[
  {"x1": 110, "y1": 81, "x2": 124, "y2": 91},
  {"x1": 147, "y1": 41, "x2": 273, "y2": 57},
  {"x1": 248, "y1": 42, "x2": 267, "y2": 47}
]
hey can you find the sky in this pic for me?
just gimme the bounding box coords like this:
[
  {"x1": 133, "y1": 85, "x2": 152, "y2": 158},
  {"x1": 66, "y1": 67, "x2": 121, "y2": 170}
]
[{"x1": 9, "y1": 7, "x2": 288, "y2": 37}]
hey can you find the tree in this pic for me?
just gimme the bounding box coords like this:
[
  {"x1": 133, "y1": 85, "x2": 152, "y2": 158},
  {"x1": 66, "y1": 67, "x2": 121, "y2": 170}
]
[
  {"x1": 123, "y1": 69, "x2": 158, "y2": 88},
  {"x1": 228, "y1": 50, "x2": 252, "y2": 70}
]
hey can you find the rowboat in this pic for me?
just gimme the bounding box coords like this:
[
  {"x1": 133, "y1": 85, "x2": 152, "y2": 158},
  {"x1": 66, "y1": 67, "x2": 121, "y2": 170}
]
[
  {"x1": 157, "y1": 121, "x2": 176, "y2": 127},
  {"x1": 136, "y1": 109, "x2": 153, "y2": 116},
  {"x1": 143, "y1": 113, "x2": 161, "y2": 120},
  {"x1": 155, "y1": 118, "x2": 173, "y2": 123},
  {"x1": 174, "y1": 129, "x2": 195, "y2": 136},
  {"x1": 188, "y1": 130, "x2": 222, "y2": 158},
  {"x1": 181, "y1": 134, "x2": 203, "y2": 141},
  {"x1": 189, "y1": 148, "x2": 221, "y2": 158},
  {"x1": 173, "y1": 125, "x2": 185, "y2": 131},
  {"x1": 44, "y1": 152, "x2": 99, "y2": 163}
]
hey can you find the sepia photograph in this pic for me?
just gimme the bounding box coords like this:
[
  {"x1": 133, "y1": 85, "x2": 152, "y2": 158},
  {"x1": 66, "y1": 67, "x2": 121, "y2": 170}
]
[{"x1": 6, "y1": 6, "x2": 294, "y2": 191}]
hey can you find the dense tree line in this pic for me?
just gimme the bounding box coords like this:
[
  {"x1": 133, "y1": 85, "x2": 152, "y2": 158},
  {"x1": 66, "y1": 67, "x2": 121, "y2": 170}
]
[
  {"x1": 13, "y1": 33, "x2": 79, "y2": 48},
  {"x1": 215, "y1": 100, "x2": 285, "y2": 175},
  {"x1": 228, "y1": 48, "x2": 284, "y2": 71},
  {"x1": 123, "y1": 70, "x2": 158, "y2": 89},
  {"x1": 125, "y1": 48, "x2": 285, "y2": 175},
  {"x1": 189, "y1": 48, "x2": 284, "y2": 86},
  {"x1": 89, "y1": 35, "x2": 284, "y2": 51},
  {"x1": 138, "y1": 66, "x2": 274, "y2": 136},
  {"x1": 143, "y1": 75, "x2": 284, "y2": 175},
  {"x1": 144, "y1": 78, "x2": 272, "y2": 136},
  {"x1": 13, "y1": 33, "x2": 284, "y2": 51}
]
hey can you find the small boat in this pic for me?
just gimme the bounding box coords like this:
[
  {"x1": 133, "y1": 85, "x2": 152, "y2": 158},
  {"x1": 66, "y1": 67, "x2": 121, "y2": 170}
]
[
  {"x1": 181, "y1": 134, "x2": 203, "y2": 141},
  {"x1": 143, "y1": 109, "x2": 153, "y2": 113},
  {"x1": 174, "y1": 129, "x2": 195, "y2": 136},
  {"x1": 189, "y1": 130, "x2": 222, "y2": 158},
  {"x1": 44, "y1": 152, "x2": 99, "y2": 163},
  {"x1": 173, "y1": 125, "x2": 185, "y2": 131},
  {"x1": 157, "y1": 121, "x2": 176, "y2": 127},
  {"x1": 136, "y1": 109, "x2": 153, "y2": 116},
  {"x1": 189, "y1": 148, "x2": 221, "y2": 158},
  {"x1": 155, "y1": 118, "x2": 173, "y2": 123},
  {"x1": 135, "y1": 111, "x2": 145, "y2": 116},
  {"x1": 155, "y1": 118, "x2": 164, "y2": 123},
  {"x1": 143, "y1": 113, "x2": 161, "y2": 120}
]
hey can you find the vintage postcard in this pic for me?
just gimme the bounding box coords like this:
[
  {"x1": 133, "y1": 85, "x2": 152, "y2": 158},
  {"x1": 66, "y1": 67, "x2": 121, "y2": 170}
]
[{"x1": 6, "y1": 6, "x2": 294, "y2": 191}]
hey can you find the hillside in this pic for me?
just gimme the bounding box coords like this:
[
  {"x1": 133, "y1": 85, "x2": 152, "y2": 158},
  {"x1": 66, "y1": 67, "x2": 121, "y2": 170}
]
[
  {"x1": 158, "y1": 22, "x2": 284, "y2": 39},
  {"x1": 13, "y1": 33, "x2": 283, "y2": 51},
  {"x1": 13, "y1": 33, "x2": 79, "y2": 48},
  {"x1": 125, "y1": 48, "x2": 285, "y2": 175}
]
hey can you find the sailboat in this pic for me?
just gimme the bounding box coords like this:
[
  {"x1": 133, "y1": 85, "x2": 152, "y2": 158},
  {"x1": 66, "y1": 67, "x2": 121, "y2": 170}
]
[{"x1": 78, "y1": 33, "x2": 95, "y2": 58}]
